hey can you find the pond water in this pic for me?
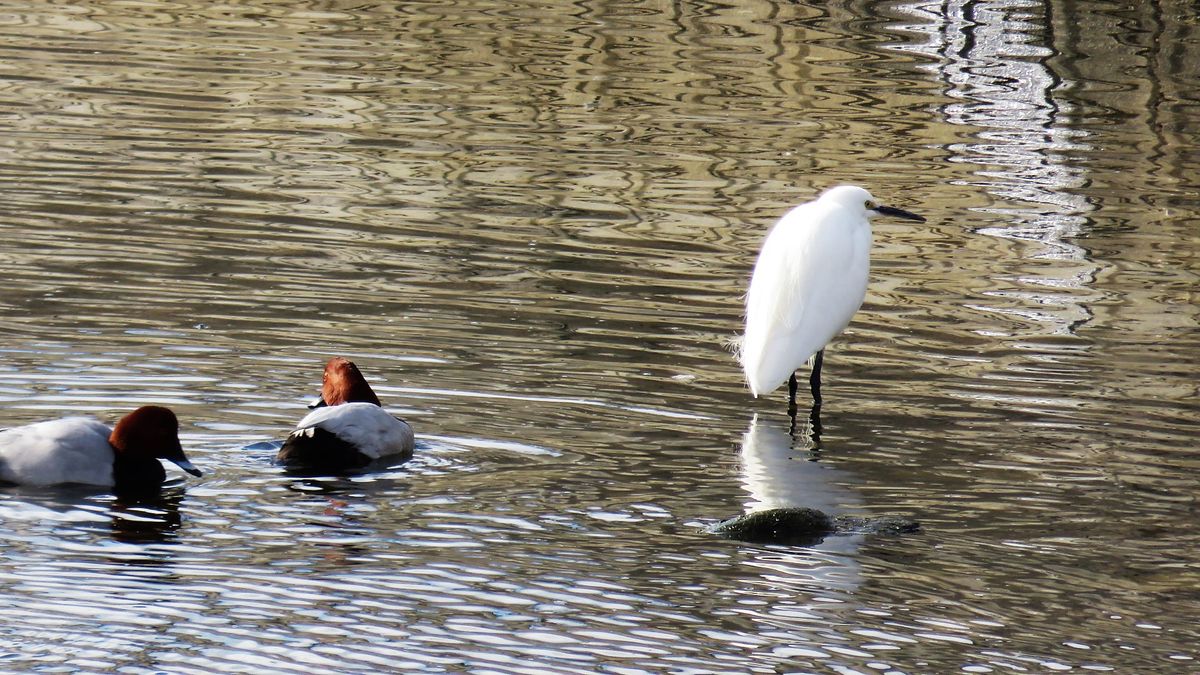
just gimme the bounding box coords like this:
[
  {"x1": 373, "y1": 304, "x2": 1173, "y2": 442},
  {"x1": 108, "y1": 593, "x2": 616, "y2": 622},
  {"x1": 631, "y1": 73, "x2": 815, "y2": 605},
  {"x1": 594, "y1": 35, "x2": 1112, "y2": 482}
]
[{"x1": 1, "y1": 0, "x2": 1198, "y2": 672}]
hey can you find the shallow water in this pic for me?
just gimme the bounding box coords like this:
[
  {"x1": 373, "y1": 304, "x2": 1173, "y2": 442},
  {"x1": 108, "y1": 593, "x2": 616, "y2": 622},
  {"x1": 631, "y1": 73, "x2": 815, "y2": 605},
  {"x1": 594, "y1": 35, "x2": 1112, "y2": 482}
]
[{"x1": 1, "y1": 0, "x2": 1198, "y2": 672}]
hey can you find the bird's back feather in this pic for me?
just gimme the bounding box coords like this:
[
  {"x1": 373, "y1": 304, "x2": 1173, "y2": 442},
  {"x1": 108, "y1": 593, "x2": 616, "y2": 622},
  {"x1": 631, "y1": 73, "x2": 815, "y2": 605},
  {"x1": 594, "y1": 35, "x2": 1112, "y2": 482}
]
[
  {"x1": 0, "y1": 418, "x2": 115, "y2": 487},
  {"x1": 285, "y1": 402, "x2": 414, "y2": 463},
  {"x1": 741, "y1": 200, "x2": 871, "y2": 396}
]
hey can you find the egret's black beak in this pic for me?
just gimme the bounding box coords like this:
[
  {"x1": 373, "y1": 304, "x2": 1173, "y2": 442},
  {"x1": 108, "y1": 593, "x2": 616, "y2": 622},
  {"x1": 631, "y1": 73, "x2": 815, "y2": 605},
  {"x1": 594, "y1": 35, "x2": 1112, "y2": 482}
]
[
  {"x1": 873, "y1": 205, "x2": 926, "y2": 222},
  {"x1": 308, "y1": 396, "x2": 327, "y2": 409}
]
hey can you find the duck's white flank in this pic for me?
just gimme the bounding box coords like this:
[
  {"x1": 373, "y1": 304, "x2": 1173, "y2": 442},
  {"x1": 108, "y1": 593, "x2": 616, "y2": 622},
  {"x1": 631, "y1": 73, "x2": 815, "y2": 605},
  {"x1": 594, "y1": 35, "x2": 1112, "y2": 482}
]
[
  {"x1": 0, "y1": 417, "x2": 117, "y2": 487},
  {"x1": 291, "y1": 402, "x2": 414, "y2": 460}
]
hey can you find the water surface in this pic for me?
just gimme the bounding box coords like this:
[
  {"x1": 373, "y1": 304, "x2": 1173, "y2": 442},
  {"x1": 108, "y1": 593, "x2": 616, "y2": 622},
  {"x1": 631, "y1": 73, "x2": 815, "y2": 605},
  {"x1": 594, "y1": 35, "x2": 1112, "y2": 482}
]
[{"x1": 0, "y1": 0, "x2": 1197, "y2": 672}]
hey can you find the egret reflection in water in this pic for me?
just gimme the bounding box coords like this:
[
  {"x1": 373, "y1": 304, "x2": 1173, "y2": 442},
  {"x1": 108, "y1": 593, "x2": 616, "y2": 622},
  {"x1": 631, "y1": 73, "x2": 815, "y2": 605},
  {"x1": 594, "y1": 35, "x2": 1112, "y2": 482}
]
[
  {"x1": 734, "y1": 413, "x2": 866, "y2": 592},
  {"x1": 739, "y1": 413, "x2": 860, "y2": 515}
]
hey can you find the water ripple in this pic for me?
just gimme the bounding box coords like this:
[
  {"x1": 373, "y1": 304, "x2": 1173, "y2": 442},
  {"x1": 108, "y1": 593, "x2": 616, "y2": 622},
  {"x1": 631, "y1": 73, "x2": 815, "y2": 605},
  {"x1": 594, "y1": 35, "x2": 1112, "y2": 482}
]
[{"x1": 0, "y1": 0, "x2": 1198, "y2": 672}]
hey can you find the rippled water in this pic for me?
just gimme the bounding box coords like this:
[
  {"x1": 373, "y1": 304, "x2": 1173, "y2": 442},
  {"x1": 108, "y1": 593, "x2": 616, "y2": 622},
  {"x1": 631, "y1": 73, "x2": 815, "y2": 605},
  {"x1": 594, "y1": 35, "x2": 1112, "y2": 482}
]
[{"x1": 1, "y1": 0, "x2": 1197, "y2": 672}]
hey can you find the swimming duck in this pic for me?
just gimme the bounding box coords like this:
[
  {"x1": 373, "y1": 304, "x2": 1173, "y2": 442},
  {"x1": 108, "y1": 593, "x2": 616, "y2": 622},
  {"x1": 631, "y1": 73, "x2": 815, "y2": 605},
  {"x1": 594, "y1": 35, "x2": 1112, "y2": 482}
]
[
  {"x1": 0, "y1": 405, "x2": 201, "y2": 492},
  {"x1": 277, "y1": 357, "x2": 414, "y2": 470}
]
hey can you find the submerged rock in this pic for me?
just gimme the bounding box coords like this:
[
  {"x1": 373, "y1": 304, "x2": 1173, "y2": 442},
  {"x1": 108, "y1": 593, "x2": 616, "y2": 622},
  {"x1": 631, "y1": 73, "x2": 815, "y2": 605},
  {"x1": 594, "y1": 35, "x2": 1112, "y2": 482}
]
[
  {"x1": 710, "y1": 507, "x2": 834, "y2": 545},
  {"x1": 832, "y1": 515, "x2": 921, "y2": 537},
  {"x1": 710, "y1": 507, "x2": 919, "y2": 545}
]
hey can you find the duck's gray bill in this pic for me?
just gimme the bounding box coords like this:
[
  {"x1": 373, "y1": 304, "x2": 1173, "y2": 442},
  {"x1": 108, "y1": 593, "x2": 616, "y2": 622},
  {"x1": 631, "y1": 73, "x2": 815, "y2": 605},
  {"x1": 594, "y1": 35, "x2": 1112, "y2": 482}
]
[{"x1": 171, "y1": 458, "x2": 203, "y2": 477}]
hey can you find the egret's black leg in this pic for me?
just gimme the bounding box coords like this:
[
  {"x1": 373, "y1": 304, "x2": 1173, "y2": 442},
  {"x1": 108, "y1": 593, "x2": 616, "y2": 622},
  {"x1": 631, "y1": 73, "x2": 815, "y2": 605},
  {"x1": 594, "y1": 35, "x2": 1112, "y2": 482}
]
[
  {"x1": 809, "y1": 349, "x2": 825, "y2": 405},
  {"x1": 787, "y1": 372, "x2": 799, "y2": 416}
]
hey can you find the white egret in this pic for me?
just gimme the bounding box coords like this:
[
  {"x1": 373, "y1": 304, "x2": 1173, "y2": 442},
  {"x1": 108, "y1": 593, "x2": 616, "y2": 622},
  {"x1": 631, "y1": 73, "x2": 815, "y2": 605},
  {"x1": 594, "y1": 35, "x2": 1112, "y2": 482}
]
[{"x1": 739, "y1": 185, "x2": 925, "y2": 410}]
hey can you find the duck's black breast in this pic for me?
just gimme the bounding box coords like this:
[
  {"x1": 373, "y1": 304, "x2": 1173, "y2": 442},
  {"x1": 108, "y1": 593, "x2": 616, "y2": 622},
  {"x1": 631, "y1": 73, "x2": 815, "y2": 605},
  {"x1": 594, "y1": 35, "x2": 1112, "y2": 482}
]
[
  {"x1": 112, "y1": 456, "x2": 167, "y2": 495},
  {"x1": 277, "y1": 426, "x2": 372, "y2": 472}
]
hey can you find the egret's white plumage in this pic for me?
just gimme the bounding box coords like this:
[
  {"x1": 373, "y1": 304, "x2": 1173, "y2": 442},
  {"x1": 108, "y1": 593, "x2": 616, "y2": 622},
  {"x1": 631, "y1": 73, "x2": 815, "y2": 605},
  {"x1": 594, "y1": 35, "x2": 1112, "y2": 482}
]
[{"x1": 740, "y1": 185, "x2": 924, "y2": 402}]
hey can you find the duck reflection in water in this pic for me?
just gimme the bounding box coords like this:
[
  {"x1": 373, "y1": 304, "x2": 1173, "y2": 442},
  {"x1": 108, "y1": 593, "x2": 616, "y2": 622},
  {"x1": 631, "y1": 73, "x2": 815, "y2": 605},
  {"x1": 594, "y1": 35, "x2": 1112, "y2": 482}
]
[
  {"x1": 109, "y1": 488, "x2": 185, "y2": 546},
  {"x1": 0, "y1": 486, "x2": 184, "y2": 557}
]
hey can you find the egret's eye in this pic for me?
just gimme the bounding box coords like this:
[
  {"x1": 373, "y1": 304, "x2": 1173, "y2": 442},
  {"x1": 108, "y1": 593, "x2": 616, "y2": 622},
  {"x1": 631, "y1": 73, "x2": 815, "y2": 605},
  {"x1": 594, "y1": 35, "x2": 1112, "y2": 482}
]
[{"x1": 865, "y1": 200, "x2": 877, "y2": 209}]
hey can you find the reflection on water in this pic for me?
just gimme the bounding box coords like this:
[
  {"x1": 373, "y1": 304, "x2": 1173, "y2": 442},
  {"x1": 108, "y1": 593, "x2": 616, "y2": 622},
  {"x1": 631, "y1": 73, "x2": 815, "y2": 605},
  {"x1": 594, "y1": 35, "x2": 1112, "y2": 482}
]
[
  {"x1": 907, "y1": 0, "x2": 1098, "y2": 338},
  {"x1": 108, "y1": 490, "x2": 185, "y2": 545},
  {"x1": 739, "y1": 413, "x2": 858, "y2": 514},
  {"x1": 735, "y1": 414, "x2": 866, "y2": 592},
  {"x1": 0, "y1": 0, "x2": 1198, "y2": 671}
]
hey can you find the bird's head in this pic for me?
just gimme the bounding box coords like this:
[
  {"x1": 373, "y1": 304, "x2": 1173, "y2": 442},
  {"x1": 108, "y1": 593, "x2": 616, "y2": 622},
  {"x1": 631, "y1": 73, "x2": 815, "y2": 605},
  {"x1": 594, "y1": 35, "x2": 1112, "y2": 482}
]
[
  {"x1": 109, "y1": 406, "x2": 202, "y2": 477},
  {"x1": 310, "y1": 357, "x2": 382, "y2": 408},
  {"x1": 820, "y1": 185, "x2": 925, "y2": 222}
]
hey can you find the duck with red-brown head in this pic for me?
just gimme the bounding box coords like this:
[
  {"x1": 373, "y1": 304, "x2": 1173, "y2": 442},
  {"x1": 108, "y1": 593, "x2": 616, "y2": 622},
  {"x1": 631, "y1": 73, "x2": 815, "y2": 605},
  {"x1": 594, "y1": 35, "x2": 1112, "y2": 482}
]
[
  {"x1": 110, "y1": 406, "x2": 202, "y2": 488},
  {"x1": 0, "y1": 405, "x2": 201, "y2": 493},
  {"x1": 309, "y1": 356, "x2": 381, "y2": 408},
  {"x1": 278, "y1": 357, "x2": 414, "y2": 472}
]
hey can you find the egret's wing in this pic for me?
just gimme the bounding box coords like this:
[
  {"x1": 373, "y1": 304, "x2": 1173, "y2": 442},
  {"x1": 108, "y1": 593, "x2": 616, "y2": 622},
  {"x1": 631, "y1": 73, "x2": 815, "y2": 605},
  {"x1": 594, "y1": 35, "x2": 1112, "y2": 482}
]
[
  {"x1": 741, "y1": 204, "x2": 861, "y2": 395},
  {"x1": 748, "y1": 224, "x2": 819, "y2": 327}
]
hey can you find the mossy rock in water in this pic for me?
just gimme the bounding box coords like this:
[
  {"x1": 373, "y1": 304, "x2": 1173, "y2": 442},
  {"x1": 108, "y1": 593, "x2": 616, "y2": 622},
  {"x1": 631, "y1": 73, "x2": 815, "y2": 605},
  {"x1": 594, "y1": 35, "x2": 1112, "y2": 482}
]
[
  {"x1": 711, "y1": 507, "x2": 919, "y2": 545},
  {"x1": 710, "y1": 507, "x2": 836, "y2": 546}
]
